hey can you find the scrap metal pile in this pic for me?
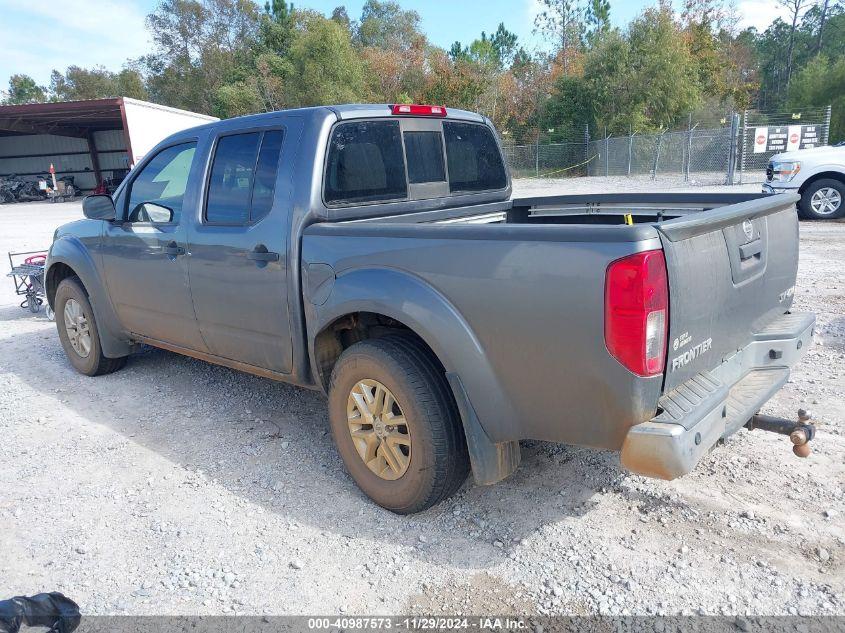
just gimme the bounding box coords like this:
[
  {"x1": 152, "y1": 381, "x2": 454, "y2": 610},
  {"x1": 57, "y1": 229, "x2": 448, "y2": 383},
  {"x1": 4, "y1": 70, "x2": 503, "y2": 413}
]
[
  {"x1": 0, "y1": 175, "x2": 76, "y2": 204},
  {"x1": 0, "y1": 175, "x2": 46, "y2": 203}
]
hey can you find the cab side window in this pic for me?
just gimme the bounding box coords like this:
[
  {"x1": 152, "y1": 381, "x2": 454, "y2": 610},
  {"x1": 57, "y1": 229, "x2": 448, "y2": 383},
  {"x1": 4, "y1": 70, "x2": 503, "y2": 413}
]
[
  {"x1": 205, "y1": 129, "x2": 284, "y2": 225},
  {"x1": 126, "y1": 142, "x2": 197, "y2": 224}
]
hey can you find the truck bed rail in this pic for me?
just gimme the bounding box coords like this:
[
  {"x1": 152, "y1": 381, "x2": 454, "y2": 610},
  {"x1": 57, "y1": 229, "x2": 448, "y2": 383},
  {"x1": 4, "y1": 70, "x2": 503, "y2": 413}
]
[
  {"x1": 655, "y1": 193, "x2": 800, "y2": 242},
  {"x1": 510, "y1": 192, "x2": 766, "y2": 213}
]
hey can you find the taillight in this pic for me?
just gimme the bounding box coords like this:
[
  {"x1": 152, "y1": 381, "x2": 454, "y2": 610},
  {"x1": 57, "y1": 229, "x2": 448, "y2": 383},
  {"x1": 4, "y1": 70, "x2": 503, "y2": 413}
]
[
  {"x1": 390, "y1": 104, "x2": 447, "y2": 117},
  {"x1": 604, "y1": 249, "x2": 669, "y2": 377}
]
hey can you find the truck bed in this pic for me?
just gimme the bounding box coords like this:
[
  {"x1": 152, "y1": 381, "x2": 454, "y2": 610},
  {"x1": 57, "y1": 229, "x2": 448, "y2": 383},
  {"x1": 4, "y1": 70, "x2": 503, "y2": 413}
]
[
  {"x1": 339, "y1": 192, "x2": 774, "y2": 226},
  {"x1": 302, "y1": 191, "x2": 802, "y2": 454}
]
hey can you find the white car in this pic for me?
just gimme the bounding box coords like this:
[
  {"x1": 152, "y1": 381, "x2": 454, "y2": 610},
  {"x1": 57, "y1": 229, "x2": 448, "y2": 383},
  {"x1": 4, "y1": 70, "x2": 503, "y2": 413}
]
[{"x1": 762, "y1": 145, "x2": 845, "y2": 219}]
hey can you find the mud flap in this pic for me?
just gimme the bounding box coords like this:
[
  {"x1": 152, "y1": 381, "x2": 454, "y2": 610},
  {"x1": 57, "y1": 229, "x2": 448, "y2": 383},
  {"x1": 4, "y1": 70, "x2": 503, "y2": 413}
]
[{"x1": 446, "y1": 372, "x2": 521, "y2": 485}]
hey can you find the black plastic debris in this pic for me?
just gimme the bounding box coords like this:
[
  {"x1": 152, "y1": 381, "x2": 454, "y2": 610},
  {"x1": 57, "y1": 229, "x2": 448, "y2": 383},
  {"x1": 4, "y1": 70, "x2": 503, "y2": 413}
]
[{"x1": 0, "y1": 592, "x2": 80, "y2": 633}]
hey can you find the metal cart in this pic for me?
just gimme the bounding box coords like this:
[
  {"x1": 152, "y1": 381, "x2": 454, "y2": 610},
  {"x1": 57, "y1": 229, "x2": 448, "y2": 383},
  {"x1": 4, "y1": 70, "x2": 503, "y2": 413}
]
[{"x1": 7, "y1": 250, "x2": 53, "y2": 319}]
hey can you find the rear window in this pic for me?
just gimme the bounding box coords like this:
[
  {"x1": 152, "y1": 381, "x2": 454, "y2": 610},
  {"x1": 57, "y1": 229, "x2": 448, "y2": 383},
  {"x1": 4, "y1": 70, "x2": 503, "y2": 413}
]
[
  {"x1": 324, "y1": 121, "x2": 407, "y2": 204},
  {"x1": 443, "y1": 122, "x2": 507, "y2": 192},
  {"x1": 404, "y1": 131, "x2": 446, "y2": 184}
]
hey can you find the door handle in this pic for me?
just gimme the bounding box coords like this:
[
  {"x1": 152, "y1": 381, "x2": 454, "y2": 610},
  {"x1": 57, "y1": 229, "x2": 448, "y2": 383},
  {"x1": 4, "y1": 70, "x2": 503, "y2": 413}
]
[
  {"x1": 739, "y1": 239, "x2": 762, "y2": 260},
  {"x1": 163, "y1": 241, "x2": 185, "y2": 257},
  {"x1": 247, "y1": 245, "x2": 280, "y2": 263}
]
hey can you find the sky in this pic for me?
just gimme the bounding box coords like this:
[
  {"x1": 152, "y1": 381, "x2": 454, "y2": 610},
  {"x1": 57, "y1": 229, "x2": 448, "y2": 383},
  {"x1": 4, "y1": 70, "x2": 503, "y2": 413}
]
[{"x1": 0, "y1": 0, "x2": 792, "y2": 88}]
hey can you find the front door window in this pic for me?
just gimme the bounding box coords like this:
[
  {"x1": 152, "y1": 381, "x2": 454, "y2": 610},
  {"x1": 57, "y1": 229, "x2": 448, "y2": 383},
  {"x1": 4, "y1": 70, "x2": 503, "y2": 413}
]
[{"x1": 126, "y1": 142, "x2": 197, "y2": 223}]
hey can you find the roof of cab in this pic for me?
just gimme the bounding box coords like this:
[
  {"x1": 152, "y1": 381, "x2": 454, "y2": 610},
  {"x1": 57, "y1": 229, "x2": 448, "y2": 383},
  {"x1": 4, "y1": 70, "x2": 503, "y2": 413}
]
[
  {"x1": 170, "y1": 104, "x2": 487, "y2": 137},
  {"x1": 328, "y1": 104, "x2": 485, "y2": 122}
]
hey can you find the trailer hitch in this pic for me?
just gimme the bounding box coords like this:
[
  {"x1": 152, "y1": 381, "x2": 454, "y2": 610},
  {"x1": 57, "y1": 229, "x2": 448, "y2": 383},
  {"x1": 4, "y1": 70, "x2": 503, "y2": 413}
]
[{"x1": 746, "y1": 409, "x2": 816, "y2": 457}]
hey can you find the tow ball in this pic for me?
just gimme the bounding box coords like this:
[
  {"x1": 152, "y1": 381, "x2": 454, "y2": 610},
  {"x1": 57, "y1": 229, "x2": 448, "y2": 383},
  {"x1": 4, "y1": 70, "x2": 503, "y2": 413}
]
[{"x1": 746, "y1": 409, "x2": 816, "y2": 457}]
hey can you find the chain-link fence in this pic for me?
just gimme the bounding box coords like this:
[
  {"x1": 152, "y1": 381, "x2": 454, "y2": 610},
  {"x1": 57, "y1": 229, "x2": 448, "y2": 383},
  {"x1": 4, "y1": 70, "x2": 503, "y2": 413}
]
[
  {"x1": 583, "y1": 128, "x2": 736, "y2": 185},
  {"x1": 501, "y1": 142, "x2": 589, "y2": 179},
  {"x1": 503, "y1": 107, "x2": 833, "y2": 187},
  {"x1": 504, "y1": 128, "x2": 736, "y2": 185},
  {"x1": 738, "y1": 107, "x2": 832, "y2": 184}
]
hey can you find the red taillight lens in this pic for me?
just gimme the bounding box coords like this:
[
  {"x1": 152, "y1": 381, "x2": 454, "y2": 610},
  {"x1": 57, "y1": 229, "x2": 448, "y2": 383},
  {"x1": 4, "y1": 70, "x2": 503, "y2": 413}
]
[
  {"x1": 604, "y1": 249, "x2": 669, "y2": 377},
  {"x1": 390, "y1": 104, "x2": 447, "y2": 117}
]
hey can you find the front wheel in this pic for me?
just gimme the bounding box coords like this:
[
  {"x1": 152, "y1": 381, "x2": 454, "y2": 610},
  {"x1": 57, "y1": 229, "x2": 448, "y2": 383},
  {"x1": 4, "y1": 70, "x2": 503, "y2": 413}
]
[
  {"x1": 55, "y1": 277, "x2": 127, "y2": 376},
  {"x1": 799, "y1": 179, "x2": 845, "y2": 220},
  {"x1": 328, "y1": 335, "x2": 469, "y2": 514}
]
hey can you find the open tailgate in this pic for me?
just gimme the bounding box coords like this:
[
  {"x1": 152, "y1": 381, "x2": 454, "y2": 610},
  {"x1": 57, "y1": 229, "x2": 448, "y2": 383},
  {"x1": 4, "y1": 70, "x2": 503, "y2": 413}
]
[{"x1": 656, "y1": 193, "x2": 801, "y2": 393}]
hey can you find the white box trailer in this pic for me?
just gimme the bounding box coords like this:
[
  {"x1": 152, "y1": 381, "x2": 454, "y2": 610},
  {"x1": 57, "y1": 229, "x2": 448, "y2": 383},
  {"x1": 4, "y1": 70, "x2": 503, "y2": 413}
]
[
  {"x1": 0, "y1": 97, "x2": 218, "y2": 193},
  {"x1": 120, "y1": 97, "x2": 219, "y2": 166}
]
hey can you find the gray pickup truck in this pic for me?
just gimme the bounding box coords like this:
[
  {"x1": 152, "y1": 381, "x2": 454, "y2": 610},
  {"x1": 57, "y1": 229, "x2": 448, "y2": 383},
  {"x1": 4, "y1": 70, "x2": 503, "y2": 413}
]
[{"x1": 46, "y1": 104, "x2": 815, "y2": 514}]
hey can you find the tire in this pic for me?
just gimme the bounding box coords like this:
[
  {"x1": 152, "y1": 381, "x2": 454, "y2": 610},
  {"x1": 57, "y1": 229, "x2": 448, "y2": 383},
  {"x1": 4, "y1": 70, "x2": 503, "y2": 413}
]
[
  {"x1": 328, "y1": 334, "x2": 470, "y2": 514},
  {"x1": 27, "y1": 294, "x2": 40, "y2": 313},
  {"x1": 55, "y1": 277, "x2": 127, "y2": 376},
  {"x1": 799, "y1": 179, "x2": 845, "y2": 220}
]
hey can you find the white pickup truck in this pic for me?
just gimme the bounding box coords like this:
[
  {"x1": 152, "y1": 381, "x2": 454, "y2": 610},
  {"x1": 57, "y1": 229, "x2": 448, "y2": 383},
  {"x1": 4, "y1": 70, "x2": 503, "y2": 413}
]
[{"x1": 763, "y1": 144, "x2": 845, "y2": 219}]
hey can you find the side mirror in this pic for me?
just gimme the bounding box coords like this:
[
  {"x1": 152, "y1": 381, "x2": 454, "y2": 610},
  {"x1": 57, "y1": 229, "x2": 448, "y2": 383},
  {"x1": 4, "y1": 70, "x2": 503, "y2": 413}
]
[
  {"x1": 130, "y1": 202, "x2": 173, "y2": 224},
  {"x1": 82, "y1": 195, "x2": 116, "y2": 221}
]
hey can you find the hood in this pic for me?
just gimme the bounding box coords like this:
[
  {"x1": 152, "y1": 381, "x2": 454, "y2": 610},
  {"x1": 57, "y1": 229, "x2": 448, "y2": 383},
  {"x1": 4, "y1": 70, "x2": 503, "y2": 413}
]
[{"x1": 770, "y1": 145, "x2": 843, "y2": 162}]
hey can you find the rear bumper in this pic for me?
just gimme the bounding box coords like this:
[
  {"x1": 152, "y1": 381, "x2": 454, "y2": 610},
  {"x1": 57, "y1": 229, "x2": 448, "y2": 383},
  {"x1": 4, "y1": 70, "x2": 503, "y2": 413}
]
[{"x1": 621, "y1": 312, "x2": 814, "y2": 480}]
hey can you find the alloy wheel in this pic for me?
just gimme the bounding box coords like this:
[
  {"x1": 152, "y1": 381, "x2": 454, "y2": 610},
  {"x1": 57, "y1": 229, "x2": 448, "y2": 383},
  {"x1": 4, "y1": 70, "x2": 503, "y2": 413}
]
[
  {"x1": 63, "y1": 298, "x2": 91, "y2": 358},
  {"x1": 810, "y1": 187, "x2": 842, "y2": 216},
  {"x1": 346, "y1": 379, "x2": 411, "y2": 480}
]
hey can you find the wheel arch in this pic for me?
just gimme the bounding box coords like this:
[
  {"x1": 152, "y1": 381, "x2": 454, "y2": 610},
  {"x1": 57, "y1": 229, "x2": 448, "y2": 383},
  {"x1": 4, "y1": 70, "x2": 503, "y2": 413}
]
[
  {"x1": 313, "y1": 310, "x2": 442, "y2": 391},
  {"x1": 798, "y1": 170, "x2": 845, "y2": 194},
  {"x1": 307, "y1": 267, "x2": 522, "y2": 485},
  {"x1": 308, "y1": 268, "x2": 492, "y2": 396},
  {"x1": 45, "y1": 261, "x2": 79, "y2": 306},
  {"x1": 46, "y1": 237, "x2": 131, "y2": 358}
]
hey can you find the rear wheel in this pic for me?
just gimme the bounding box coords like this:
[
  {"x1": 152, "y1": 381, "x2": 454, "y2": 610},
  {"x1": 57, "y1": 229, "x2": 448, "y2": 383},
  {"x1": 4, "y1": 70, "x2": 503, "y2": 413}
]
[
  {"x1": 799, "y1": 179, "x2": 845, "y2": 220},
  {"x1": 328, "y1": 334, "x2": 469, "y2": 514},
  {"x1": 55, "y1": 277, "x2": 127, "y2": 376}
]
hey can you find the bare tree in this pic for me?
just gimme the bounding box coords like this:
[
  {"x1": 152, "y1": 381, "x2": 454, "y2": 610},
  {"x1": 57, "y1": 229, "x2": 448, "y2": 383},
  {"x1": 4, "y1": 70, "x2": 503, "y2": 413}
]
[
  {"x1": 776, "y1": 0, "x2": 815, "y2": 86},
  {"x1": 533, "y1": 0, "x2": 584, "y2": 74},
  {"x1": 815, "y1": 0, "x2": 830, "y2": 54}
]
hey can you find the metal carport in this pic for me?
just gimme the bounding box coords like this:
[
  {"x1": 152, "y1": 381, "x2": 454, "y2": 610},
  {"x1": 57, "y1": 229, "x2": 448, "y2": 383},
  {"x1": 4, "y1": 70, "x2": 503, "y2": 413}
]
[{"x1": 0, "y1": 98, "x2": 217, "y2": 193}]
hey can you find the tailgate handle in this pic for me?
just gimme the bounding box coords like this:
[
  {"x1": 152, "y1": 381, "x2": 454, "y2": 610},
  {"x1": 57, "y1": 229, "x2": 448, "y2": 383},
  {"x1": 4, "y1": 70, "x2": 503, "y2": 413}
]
[{"x1": 739, "y1": 239, "x2": 762, "y2": 260}]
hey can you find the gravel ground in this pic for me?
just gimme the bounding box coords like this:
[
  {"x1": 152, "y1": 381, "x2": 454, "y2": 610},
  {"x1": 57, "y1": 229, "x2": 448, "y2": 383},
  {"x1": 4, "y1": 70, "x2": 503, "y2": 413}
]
[{"x1": 0, "y1": 178, "x2": 843, "y2": 617}]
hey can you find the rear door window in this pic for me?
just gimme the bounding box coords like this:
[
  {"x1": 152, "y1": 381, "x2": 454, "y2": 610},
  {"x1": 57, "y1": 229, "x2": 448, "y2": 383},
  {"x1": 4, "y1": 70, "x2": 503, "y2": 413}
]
[
  {"x1": 206, "y1": 132, "x2": 261, "y2": 224},
  {"x1": 250, "y1": 130, "x2": 284, "y2": 221},
  {"x1": 205, "y1": 129, "x2": 284, "y2": 224},
  {"x1": 443, "y1": 122, "x2": 507, "y2": 193},
  {"x1": 324, "y1": 121, "x2": 407, "y2": 205}
]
